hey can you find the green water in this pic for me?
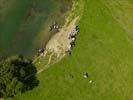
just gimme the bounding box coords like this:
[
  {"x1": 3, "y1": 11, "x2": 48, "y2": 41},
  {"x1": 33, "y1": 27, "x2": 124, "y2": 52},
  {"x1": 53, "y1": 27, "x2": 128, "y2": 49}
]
[{"x1": 0, "y1": 0, "x2": 72, "y2": 57}]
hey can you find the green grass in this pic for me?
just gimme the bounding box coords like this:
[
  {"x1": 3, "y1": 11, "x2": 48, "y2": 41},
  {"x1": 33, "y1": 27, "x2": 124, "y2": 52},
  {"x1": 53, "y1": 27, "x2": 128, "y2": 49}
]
[{"x1": 14, "y1": 0, "x2": 133, "y2": 100}]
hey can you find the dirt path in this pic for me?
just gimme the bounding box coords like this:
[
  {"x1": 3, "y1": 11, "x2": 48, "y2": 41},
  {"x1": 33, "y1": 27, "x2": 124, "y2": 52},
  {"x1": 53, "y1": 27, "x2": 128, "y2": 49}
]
[{"x1": 37, "y1": 52, "x2": 54, "y2": 74}]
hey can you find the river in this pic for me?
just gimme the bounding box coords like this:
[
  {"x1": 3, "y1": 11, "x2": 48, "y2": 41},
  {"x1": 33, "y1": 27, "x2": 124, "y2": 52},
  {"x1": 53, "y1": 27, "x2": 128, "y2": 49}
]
[{"x1": 0, "y1": 0, "x2": 72, "y2": 57}]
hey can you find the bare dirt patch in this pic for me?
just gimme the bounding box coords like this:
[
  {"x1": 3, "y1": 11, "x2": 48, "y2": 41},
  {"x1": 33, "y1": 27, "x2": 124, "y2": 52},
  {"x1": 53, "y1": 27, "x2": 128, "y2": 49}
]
[{"x1": 46, "y1": 17, "x2": 80, "y2": 57}]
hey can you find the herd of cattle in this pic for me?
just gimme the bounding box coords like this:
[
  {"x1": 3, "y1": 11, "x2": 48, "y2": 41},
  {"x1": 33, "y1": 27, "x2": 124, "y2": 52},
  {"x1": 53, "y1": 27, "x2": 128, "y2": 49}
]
[{"x1": 66, "y1": 26, "x2": 80, "y2": 55}]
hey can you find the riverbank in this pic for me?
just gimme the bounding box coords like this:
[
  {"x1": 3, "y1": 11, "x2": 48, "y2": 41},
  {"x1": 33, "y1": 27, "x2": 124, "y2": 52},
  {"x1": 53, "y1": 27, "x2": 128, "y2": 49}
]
[{"x1": 33, "y1": 0, "x2": 84, "y2": 72}]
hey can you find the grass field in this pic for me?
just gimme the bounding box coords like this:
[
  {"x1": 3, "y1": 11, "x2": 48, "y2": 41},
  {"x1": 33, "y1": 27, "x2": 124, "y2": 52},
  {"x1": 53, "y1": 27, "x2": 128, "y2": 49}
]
[{"x1": 13, "y1": 0, "x2": 133, "y2": 100}]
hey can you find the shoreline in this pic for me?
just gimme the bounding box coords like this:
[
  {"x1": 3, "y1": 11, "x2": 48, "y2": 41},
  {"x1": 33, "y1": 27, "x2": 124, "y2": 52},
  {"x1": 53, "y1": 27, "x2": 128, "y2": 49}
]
[
  {"x1": 0, "y1": 0, "x2": 83, "y2": 61},
  {"x1": 44, "y1": 0, "x2": 83, "y2": 58},
  {"x1": 33, "y1": 0, "x2": 84, "y2": 68}
]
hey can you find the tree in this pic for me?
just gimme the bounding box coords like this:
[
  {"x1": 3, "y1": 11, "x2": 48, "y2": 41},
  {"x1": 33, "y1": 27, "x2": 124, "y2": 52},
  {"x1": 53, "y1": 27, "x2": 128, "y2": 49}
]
[{"x1": 0, "y1": 56, "x2": 39, "y2": 98}]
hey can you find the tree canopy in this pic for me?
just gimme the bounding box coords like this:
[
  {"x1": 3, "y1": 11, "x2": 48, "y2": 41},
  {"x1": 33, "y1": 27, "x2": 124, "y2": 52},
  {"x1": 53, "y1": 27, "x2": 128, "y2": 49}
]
[{"x1": 0, "y1": 56, "x2": 38, "y2": 98}]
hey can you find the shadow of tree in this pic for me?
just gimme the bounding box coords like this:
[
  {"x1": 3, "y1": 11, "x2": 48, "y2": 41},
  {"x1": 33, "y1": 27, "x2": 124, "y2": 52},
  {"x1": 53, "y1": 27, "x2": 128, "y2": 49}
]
[{"x1": 10, "y1": 56, "x2": 39, "y2": 93}]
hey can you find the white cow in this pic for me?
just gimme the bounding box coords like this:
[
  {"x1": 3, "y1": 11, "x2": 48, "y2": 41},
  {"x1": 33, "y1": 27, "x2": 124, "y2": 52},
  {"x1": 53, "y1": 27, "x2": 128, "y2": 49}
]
[
  {"x1": 71, "y1": 37, "x2": 76, "y2": 42},
  {"x1": 68, "y1": 44, "x2": 72, "y2": 50}
]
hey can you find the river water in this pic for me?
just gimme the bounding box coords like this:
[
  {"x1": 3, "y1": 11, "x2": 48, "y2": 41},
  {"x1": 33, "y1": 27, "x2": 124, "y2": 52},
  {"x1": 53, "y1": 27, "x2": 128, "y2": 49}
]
[{"x1": 0, "y1": 0, "x2": 72, "y2": 57}]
